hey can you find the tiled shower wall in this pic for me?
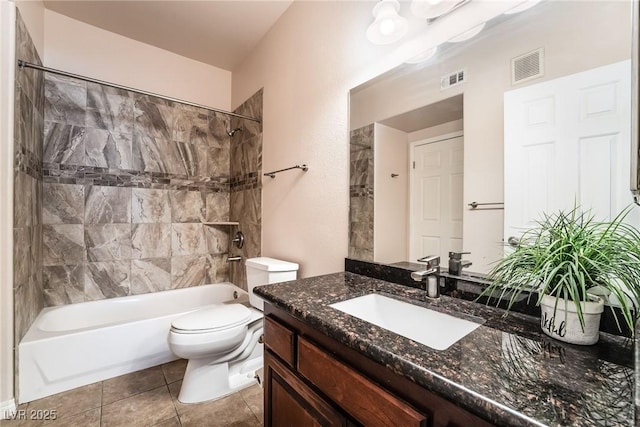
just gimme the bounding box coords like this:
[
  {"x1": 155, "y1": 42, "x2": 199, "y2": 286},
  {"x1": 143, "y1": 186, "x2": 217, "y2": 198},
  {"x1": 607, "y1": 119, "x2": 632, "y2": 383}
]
[
  {"x1": 229, "y1": 89, "x2": 263, "y2": 289},
  {"x1": 13, "y1": 11, "x2": 45, "y2": 344},
  {"x1": 41, "y1": 76, "x2": 263, "y2": 305},
  {"x1": 348, "y1": 124, "x2": 374, "y2": 261}
]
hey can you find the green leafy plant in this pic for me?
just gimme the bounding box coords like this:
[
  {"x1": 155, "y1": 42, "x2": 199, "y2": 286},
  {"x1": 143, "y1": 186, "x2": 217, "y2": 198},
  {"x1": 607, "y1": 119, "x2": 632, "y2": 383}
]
[{"x1": 480, "y1": 206, "x2": 640, "y2": 333}]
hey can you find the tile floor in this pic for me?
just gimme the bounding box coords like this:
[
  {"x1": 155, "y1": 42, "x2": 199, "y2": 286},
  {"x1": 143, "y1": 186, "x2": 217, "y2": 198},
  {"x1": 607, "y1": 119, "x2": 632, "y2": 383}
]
[{"x1": 0, "y1": 359, "x2": 263, "y2": 427}]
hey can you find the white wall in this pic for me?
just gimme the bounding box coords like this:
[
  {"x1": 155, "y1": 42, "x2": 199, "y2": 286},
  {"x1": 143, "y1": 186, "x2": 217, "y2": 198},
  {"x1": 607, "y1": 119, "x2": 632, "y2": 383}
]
[
  {"x1": 44, "y1": 10, "x2": 232, "y2": 110},
  {"x1": 231, "y1": 1, "x2": 401, "y2": 277},
  {"x1": 0, "y1": 0, "x2": 16, "y2": 417},
  {"x1": 374, "y1": 123, "x2": 408, "y2": 264}
]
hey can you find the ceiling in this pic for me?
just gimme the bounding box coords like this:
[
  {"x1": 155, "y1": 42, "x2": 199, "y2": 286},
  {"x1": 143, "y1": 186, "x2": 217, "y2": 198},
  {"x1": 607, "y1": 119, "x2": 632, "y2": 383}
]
[
  {"x1": 43, "y1": 0, "x2": 294, "y2": 71},
  {"x1": 380, "y1": 94, "x2": 463, "y2": 133}
]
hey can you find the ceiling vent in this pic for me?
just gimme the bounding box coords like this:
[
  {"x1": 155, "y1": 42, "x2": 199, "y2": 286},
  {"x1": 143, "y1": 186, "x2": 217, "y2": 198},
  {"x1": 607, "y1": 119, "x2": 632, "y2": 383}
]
[
  {"x1": 440, "y1": 69, "x2": 466, "y2": 90},
  {"x1": 512, "y1": 48, "x2": 544, "y2": 85}
]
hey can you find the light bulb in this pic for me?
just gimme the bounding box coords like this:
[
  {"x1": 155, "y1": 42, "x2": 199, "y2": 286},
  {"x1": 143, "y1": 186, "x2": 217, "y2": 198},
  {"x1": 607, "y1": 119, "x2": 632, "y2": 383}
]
[
  {"x1": 379, "y1": 18, "x2": 397, "y2": 36},
  {"x1": 366, "y1": 0, "x2": 408, "y2": 45}
]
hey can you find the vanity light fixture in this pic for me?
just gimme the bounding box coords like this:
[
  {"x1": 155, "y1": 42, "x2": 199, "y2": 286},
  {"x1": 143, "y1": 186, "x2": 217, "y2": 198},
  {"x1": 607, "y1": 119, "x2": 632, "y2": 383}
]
[
  {"x1": 366, "y1": 0, "x2": 409, "y2": 45},
  {"x1": 366, "y1": 0, "x2": 472, "y2": 46},
  {"x1": 448, "y1": 22, "x2": 486, "y2": 43},
  {"x1": 405, "y1": 46, "x2": 438, "y2": 64},
  {"x1": 410, "y1": 0, "x2": 463, "y2": 20},
  {"x1": 503, "y1": 0, "x2": 541, "y2": 15}
]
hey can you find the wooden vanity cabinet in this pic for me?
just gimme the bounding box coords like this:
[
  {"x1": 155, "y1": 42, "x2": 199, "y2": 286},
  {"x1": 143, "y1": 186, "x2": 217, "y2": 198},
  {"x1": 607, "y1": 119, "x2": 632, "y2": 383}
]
[{"x1": 263, "y1": 304, "x2": 494, "y2": 427}]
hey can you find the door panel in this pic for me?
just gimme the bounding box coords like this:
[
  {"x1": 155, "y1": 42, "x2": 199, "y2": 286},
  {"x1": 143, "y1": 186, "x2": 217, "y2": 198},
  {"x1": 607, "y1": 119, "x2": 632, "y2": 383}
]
[
  {"x1": 421, "y1": 177, "x2": 441, "y2": 221},
  {"x1": 420, "y1": 236, "x2": 441, "y2": 259},
  {"x1": 522, "y1": 142, "x2": 555, "y2": 227},
  {"x1": 579, "y1": 134, "x2": 617, "y2": 220}
]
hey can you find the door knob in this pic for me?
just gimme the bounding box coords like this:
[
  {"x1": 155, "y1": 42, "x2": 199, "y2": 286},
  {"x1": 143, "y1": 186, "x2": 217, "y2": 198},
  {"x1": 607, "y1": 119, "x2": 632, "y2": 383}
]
[{"x1": 507, "y1": 236, "x2": 520, "y2": 247}]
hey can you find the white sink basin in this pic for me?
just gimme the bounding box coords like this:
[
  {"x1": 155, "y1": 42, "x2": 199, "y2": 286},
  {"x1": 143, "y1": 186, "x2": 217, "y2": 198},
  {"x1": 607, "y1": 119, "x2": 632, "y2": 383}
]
[{"x1": 329, "y1": 293, "x2": 484, "y2": 351}]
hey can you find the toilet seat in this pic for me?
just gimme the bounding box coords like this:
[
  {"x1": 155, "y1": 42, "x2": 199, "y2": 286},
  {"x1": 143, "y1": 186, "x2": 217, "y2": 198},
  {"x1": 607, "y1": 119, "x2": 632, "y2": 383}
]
[
  {"x1": 171, "y1": 304, "x2": 252, "y2": 334},
  {"x1": 168, "y1": 305, "x2": 263, "y2": 360}
]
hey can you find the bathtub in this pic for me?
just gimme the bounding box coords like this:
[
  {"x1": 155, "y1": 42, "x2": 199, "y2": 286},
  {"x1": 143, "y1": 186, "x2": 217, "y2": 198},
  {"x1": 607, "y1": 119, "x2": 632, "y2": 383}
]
[{"x1": 19, "y1": 283, "x2": 247, "y2": 403}]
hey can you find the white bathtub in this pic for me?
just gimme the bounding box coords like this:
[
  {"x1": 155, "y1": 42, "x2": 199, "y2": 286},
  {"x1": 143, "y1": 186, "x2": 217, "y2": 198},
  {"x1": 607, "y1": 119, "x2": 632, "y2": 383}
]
[{"x1": 19, "y1": 283, "x2": 246, "y2": 403}]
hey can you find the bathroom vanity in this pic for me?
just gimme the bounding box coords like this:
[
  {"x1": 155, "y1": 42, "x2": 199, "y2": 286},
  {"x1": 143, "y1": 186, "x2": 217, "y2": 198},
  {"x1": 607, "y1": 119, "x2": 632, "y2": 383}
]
[
  {"x1": 262, "y1": 301, "x2": 490, "y2": 426},
  {"x1": 254, "y1": 271, "x2": 634, "y2": 426}
]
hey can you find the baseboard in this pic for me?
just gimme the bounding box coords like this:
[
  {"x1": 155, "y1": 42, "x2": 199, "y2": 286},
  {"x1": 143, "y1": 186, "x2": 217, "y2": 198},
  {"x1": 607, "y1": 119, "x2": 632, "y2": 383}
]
[{"x1": 0, "y1": 398, "x2": 16, "y2": 420}]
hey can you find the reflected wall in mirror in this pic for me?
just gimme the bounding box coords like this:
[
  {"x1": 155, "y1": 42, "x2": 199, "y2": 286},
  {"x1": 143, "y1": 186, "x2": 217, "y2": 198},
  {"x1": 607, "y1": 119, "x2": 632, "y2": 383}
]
[{"x1": 349, "y1": 0, "x2": 636, "y2": 273}]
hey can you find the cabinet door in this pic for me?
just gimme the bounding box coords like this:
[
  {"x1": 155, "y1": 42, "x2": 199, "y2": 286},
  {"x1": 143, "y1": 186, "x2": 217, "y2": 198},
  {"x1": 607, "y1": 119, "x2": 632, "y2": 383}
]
[{"x1": 265, "y1": 350, "x2": 347, "y2": 427}]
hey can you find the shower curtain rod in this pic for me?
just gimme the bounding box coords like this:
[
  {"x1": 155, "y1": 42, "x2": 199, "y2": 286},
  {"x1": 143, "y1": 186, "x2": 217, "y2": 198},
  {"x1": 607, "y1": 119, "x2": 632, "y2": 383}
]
[{"x1": 17, "y1": 60, "x2": 261, "y2": 123}]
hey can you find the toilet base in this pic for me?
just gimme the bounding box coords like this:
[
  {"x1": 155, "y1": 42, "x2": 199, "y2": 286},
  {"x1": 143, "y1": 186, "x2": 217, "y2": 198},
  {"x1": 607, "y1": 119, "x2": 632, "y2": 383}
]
[{"x1": 177, "y1": 343, "x2": 264, "y2": 404}]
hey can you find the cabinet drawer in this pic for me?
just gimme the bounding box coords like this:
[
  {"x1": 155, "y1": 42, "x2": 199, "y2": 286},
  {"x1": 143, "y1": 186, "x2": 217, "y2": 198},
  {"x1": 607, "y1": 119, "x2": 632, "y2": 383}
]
[
  {"x1": 264, "y1": 316, "x2": 295, "y2": 366},
  {"x1": 298, "y1": 338, "x2": 427, "y2": 427},
  {"x1": 265, "y1": 351, "x2": 347, "y2": 426}
]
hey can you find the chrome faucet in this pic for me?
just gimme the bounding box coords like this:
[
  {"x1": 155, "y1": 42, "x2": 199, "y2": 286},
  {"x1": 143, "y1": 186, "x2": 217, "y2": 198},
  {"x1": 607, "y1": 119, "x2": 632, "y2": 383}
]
[
  {"x1": 448, "y1": 252, "x2": 472, "y2": 276},
  {"x1": 411, "y1": 255, "x2": 441, "y2": 298}
]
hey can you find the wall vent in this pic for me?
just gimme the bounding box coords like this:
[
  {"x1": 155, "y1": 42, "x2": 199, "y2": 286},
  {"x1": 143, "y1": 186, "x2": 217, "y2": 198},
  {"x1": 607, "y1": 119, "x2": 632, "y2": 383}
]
[
  {"x1": 440, "y1": 69, "x2": 466, "y2": 90},
  {"x1": 511, "y1": 48, "x2": 544, "y2": 85}
]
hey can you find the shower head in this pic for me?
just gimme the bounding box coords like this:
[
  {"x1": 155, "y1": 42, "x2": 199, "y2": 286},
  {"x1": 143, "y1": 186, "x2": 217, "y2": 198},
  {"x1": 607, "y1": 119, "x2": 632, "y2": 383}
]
[{"x1": 227, "y1": 127, "x2": 242, "y2": 137}]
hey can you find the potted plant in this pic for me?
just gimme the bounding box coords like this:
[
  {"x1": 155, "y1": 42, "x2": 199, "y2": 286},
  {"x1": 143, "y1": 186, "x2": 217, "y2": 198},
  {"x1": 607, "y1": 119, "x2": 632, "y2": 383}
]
[{"x1": 481, "y1": 206, "x2": 640, "y2": 345}]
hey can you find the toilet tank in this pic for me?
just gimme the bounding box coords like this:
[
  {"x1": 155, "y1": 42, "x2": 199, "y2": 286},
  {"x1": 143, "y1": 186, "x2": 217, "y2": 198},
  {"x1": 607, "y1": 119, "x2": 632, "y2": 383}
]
[{"x1": 246, "y1": 257, "x2": 299, "y2": 311}]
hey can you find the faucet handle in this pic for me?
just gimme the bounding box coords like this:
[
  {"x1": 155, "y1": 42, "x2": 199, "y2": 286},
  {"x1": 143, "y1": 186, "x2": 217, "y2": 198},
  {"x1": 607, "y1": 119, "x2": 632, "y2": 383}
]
[
  {"x1": 417, "y1": 255, "x2": 440, "y2": 263},
  {"x1": 448, "y1": 251, "x2": 470, "y2": 260},
  {"x1": 411, "y1": 271, "x2": 431, "y2": 281}
]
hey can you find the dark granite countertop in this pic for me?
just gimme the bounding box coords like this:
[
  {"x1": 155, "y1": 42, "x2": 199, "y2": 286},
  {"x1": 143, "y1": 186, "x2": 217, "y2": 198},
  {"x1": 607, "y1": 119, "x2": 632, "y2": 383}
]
[{"x1": 254, "y1": 272, "x2": 634, "y2": 427}]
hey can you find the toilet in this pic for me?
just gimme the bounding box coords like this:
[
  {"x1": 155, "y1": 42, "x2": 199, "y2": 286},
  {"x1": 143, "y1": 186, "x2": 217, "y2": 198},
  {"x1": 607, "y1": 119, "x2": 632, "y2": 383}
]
[{"x1": 168, "y1": 257, "x2": 298, "y2": 404}]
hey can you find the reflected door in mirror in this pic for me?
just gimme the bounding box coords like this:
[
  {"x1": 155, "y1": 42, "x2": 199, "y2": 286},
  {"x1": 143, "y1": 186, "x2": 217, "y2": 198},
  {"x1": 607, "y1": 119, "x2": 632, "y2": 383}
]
[
  {"x1": 504, "y1": 60, "x2": 635, "y2": 241},
  {"x1": 410, "y1": 135, "x2": 464, "y2": 263}
]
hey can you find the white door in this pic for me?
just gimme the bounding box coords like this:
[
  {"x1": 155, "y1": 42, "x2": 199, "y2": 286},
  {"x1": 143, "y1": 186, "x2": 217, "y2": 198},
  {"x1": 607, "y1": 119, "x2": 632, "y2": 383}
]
[
  {"x1": 410, "y1": 135, "x2": 464, "y2": 264},
  {"x1": 504, "y1": 60, "x2": 635, "y2": 243}
]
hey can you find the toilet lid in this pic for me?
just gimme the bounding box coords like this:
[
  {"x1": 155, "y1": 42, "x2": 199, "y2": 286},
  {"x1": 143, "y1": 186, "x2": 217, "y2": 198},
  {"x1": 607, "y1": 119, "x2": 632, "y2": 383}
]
[{"x1": 171, "y1": 304, "x2": 252, "y2": 332}]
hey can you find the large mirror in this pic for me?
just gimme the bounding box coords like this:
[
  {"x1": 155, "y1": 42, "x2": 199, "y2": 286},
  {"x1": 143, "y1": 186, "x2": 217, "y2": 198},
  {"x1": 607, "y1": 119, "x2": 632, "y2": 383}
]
[{"x1": 349, "y1": 0, "x2": 638, "y2": 274}]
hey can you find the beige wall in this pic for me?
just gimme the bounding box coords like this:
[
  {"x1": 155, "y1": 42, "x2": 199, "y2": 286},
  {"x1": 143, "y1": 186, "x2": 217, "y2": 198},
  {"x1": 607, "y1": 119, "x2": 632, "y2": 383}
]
[
  {"x1": 374, "y1": 123, "x2": 408, "y2": 264},
  {"x1": 0, "y1": 0, "x2": 15, "y2": 415},
  {"x1": 231, "y1": 1, "x2": 401, "y2": 278},
  {"x1": 349, "y1": 1, "x2": 631, "y2": 272},
  {"x1": 408, "y1": 119, "x2": 463, "y2": 143},
  {"x1": 15, "y1": 1, "x2": 44, "y2": 59},
  {"x1": 44, "y1": 10, "x2": 232, "y2": 110}
]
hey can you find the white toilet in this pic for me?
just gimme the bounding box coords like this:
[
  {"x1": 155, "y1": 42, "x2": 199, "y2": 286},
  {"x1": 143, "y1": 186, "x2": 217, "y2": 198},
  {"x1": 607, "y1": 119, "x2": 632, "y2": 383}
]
[{"x1": 168, "y1": 257, "x2": 298, "y2": 404}]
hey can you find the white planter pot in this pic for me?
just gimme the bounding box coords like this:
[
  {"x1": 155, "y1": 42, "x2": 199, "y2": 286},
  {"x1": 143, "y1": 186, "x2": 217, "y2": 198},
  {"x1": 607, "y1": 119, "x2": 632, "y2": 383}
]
[{"x1": 539, "y1": 294, "x2": 604, "y2": 345}]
